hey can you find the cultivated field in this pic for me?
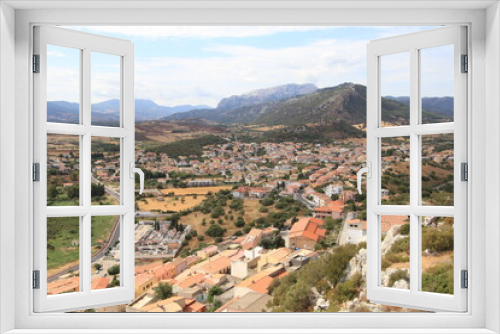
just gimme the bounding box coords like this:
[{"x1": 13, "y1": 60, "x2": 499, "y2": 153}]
[
  {"x1": 160, "y1": 186, "x2": 232, "y2": 196},
  {"x1": 138, "y1": 195, "x2": 207, "y2": 212}
]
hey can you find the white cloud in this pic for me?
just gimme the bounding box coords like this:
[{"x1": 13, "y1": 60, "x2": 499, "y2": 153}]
[
  {"x1": 73, "y1": 26, "x2": 338, "y2": 39},
  {"x1": 130, "y1": 37, "x2": 369, "y2": 106}
]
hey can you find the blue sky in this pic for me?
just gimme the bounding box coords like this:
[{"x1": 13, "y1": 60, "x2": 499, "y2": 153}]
[{"x1": 47, "y1": 26, "x2": 452, "y2": 107}]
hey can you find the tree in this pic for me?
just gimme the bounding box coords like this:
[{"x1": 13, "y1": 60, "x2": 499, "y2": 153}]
[
  {"x1": 107, "y1": 264, "x2": 120, "y2": 276},
  {"x1": 47, "y1": 185, "x2": 58, "y2": 200},
  {"x1": 153, "y1": 282, "x2": 173, "y2": 301},
  {"x1": 67, "y1": 184, "x2": 79, "y2": 199},
  {"x1": 234, "y1": 216, "x2": 245, "y2": 228},
  {"x1": 91, "y1": 183, "x2": 105, "y2": 197},
  {"x1": 110, "y1": 279, "x2": 120, "y2": 288},
  {"x1": 206, "y1": 224, "x2": 226, "y2": 238},
  {"x1": 207, "y1": 286, "x2": 223, "y2": 303},
  {"x1": 93, "y1": 263, "x2": 102, "y2": 271}
]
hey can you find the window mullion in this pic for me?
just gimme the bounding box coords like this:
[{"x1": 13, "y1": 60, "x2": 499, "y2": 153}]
[{"x1": 409, "y1": 47, "x2": 420, "y2": 295}]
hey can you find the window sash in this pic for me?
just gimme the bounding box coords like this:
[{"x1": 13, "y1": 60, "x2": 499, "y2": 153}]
[
  {"x1": 366, "y1": 26, "x2": 468, "y2": 312},
  {"x1": 32, "y1": 26, "x2": 135, "y2": 313}
]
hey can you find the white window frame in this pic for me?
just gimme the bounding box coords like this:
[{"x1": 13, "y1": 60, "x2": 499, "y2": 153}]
[
  {"x1": 1, "y1": 2, "x2": 499, "y2": 334},
  {"x1": 365, "y1": 26, "x2": 467, "y2": 312},
  {"x1": 32, "y1": 26, "x2": 136, "y2": 312}
]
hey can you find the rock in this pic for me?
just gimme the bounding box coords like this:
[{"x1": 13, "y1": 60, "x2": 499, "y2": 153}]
[
  {"x1": 425, "y1": 248, "x2": 438, "y2": 256},
  {"x1": 315, "y1": 298, "x2": 330, "y2": 310},
  {"x1": 381, "y1": 225, "x2": 404, "y2": 256},
  {"x1": 343, "y1": 248, "x2": 367, "y2": 283},
  {"x1": 424, "y1": 216, "x2": 438, "y2": 227},
  {"x1": 380, "y1": 268, "x2": 409, "y2": 287},
  {"x1": 393, "y1": 279, "x2": 409, "y2": 290}
]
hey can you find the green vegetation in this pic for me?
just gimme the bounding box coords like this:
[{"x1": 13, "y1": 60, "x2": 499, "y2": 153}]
[
  {"x1": 422, "y1": 263, "x2": 453, "y2": 294},
  {"x1": 259, "y1": 236, "x2": 285, "y2": 250},
  {"x1": 269, "y1": 243, "x2": 364, "y2": 312},
  {"x1": 153, "y1": 135, "x2": 227, "y2": 157},
  {"x1": 153, "y1": 282, "x2": 173, "y2": 301},
  {"x1": 107, "y1": 264, "x2": 120, "y2": 276},
  {"x1": 205, "y1": 224, "x2": 226, "y2": 238},
  {"x1": 47, "y1": 217, "x2": 80, "y2": 271},
  {"x1": 207, "y1": 286, "x2": 223, "y2": 303},
  {"x1": 90, "y1": 216, "x2": 117, "y2": 256},
  {"x1": 388, "y1": 269, "x2": 410, "y2": 288},
  {"x1": 422, "y1": 226, "x2": 454, "y2": 253}
]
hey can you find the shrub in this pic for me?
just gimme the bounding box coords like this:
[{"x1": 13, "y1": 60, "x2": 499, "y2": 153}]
[
  {"x1": 388, "y1": 269, "x2": 409, "y2": 287},
  {"x1": 206, "y1": 224, "x2": 226, "y2": 238},
  {"x1": 422, "y1": 226, "x2": 454, "y2": 252},
  {"x1": 422, "y1": 263, "x2": 453, "y2": 294}
]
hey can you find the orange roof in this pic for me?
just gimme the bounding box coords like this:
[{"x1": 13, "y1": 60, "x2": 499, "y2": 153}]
[
  {"x1": 248, "y1": 275, "x2": 273, "y2": 294},
  {"x1": 184, "y1": 300, "x2": 205, "y2": 312},
  {"x1": 91, "y1": 276, "x2": 110, "y2": 290},
  {"x1": 178, "y1": 273, "x2": 205, "y2": 289},
  {"x1": 201, "y1": 256, "x2": 231, "y2": 274},
  {"x1": 135, "y1": 273, "x2": 155, "y2": 287},
  {"x1": 47, "y1": 277, "x2": 80, "y2": 295},
  {"x1": 135, "y1": 261, "x2": 163, "y2": 275},
  {"x1": 290, "y1": 217, "x2": 326, "y2": 242},
  {"x1": 381, "y1": 215, "x2": 409, "y2": 232}
]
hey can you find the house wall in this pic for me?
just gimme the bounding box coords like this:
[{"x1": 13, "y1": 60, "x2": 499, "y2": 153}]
[{"x1": 0, "y1": 2, "x2": 16, "y2": 333}]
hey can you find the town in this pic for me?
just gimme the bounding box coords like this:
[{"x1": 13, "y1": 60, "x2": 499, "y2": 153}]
[{"x1": 46, "y1": 133, "x2": 454, "y2": 312}]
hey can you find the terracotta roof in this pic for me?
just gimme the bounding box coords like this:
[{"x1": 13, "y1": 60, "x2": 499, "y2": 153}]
[
  {"x1": 47, "y1": 277, "x2": 80, "y2": 295},
  {"x1": 91, "y1": 276, "x2": 110, "y2": 290},
  {"x1": 177, "y1": 273, "x2": 206, "y2": 289},
  {"x1": 289, "y1": 217, "x2": 326, "y2": 242},
  {"x1": 201, "y1": 256, "x2": 231, "y2": 274}
]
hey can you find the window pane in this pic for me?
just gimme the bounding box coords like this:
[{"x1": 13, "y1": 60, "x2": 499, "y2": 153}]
[
  {"x1": 421, "y1": 134, "x2": 454, "y2": 206},
  {"x1": 380, "y1": 215, "x2": 410, "y2": 290},
  {"x1": 380, "y1": 52, "x2": 410, "y2": 127},
  {"x1": 47, "y1": 134, "x2": 80, "y2": 206},
  {"x1": 91, "y1": 216, "x2": 121, "y2": 290},
  {"x1": 47, "y1": 45, "x2": 80, "y2": 124},
  {"x1": 381, "y1": 137, "x2": 410, "y2": 205},
  {"x1": 421, "y1": 216, "x2": 454, "y2": 295},
  {"x1": 420, "y1": 45, "x2": 454, "y2": 124},
  {"x1": 91, "y1": 137, "x2": 121, "y2": 205},
  {"x1": 47, "y1": 217, "x2": 80, "y2": 295},
  {"x1": 91, "y1": 52, "x2": 121, "y2": 127}
]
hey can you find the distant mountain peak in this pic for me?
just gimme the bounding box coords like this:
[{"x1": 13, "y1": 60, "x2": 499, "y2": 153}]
[{"x1": 217, "y1": 83, "x2": 318, "y2": 110}]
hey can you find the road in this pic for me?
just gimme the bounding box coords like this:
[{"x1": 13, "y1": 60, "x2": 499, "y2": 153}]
[
  {"x1": 91, "y1": 175, "x2": 120, "y2": 202},
  {"x1": 48, "y1": 215, "x2": 121, "y2": 283},
  {"x1": 293, "y1": 192, "x2": 316, "y2": 210}
]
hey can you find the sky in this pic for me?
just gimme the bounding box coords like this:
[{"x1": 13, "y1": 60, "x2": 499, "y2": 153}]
[{"x1": 47, "y1": 26, "x2": 453, "y2": 107}]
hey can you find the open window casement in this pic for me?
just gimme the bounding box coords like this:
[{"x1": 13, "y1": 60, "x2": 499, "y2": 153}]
[
  {"x1": 364, "y1": 26, "x2": 467, "y2": 312},
  {"x1": 33, "y1": 26, "x2": 137, "y2": 312}
]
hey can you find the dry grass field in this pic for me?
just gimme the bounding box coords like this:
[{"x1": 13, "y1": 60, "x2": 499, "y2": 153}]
[
  {"x1": 160, "y1": 186, "x2": 232, "y2": 196},
  {"x1": 138, "y1": 195, "x2": 207, "y2": 212},
  {"x1": 179, "y1": 199, "x2": 276, "y2": 249}
]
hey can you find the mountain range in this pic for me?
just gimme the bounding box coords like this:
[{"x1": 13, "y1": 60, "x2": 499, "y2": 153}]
[
  {"x1": 384, "y1": 96, "x2": 454, "y2": 117},
  {"x1": 48, "y1": 83, "x2": 453, "y2": 129},
  {"x1": 165, "y1": 83, "x2": 452, "y2": 126},
  {"x1": 47, "y1": 99, "x2": 210, "y2": 125}
]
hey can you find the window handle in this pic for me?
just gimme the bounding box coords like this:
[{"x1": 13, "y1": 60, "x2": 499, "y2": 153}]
[
  {"x1": 129, "y1": 162, "x2": 144, "y2": 194},
  {"x1": 357, "y1": 162, "x2": 371, "y2": 194}
]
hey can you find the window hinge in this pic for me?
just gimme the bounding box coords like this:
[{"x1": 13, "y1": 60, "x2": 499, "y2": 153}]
[
  {"x1": 33, "y1": 54, "x2": 40, "y2": 73},
  {"x1": 461, "y1": 162, "x2": 468, "y2": 181},
  {"x1": 33, "y1": 270, "x2": 40, "y2": 289},
  {"x1": 461, "y1": 270, "x2": 468, "y2": 289},
  {"x1": 461, "y1": 54, "x2": 468, "y2": 73},
  {"x1": 33, "y1": 163, "x2": 40, "y2": 182}
]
